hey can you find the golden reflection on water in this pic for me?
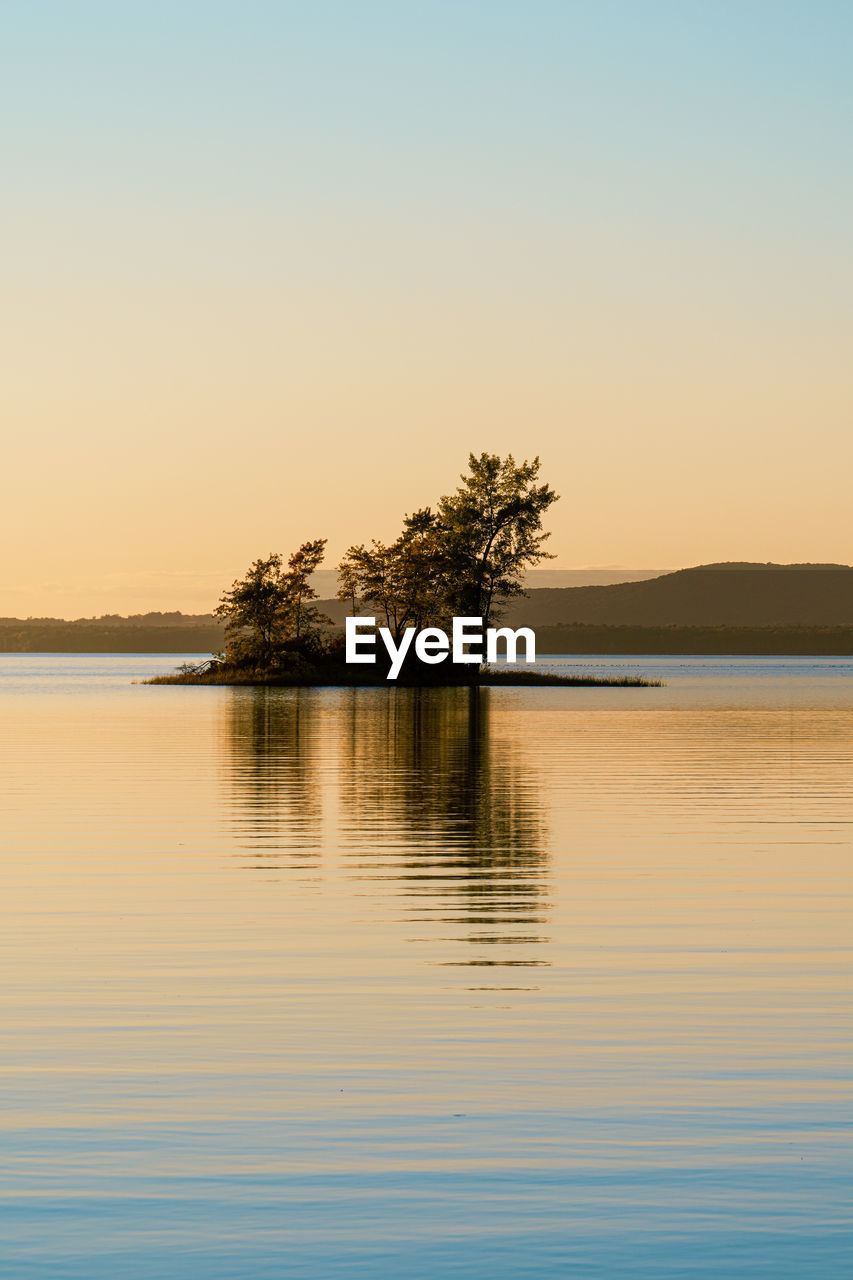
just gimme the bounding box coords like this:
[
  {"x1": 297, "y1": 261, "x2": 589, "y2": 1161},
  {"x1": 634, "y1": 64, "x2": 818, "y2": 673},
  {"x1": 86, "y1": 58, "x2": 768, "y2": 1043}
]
[
  {"x1": 225, "y1": 687, "x2": 326, "y2": 859},
  {"x1": 225, "y1": 688, "x2": 549, "y2": 969},
  {"x1": 0, "y1": 658, "x2": 852, "y2": 1278}
]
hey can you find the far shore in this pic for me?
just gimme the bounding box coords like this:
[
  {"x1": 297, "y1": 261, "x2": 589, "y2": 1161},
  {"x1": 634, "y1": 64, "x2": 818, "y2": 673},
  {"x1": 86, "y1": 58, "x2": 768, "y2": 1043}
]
[{"x1": 5, "y1": 619, "x2": 853, "y2": 657}]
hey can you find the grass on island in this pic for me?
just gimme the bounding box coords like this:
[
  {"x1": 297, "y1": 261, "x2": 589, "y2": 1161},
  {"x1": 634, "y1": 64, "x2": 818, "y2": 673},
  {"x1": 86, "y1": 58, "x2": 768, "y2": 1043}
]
[{"x1": 144, "y1": 662, "x2": 660, "y2": 689}]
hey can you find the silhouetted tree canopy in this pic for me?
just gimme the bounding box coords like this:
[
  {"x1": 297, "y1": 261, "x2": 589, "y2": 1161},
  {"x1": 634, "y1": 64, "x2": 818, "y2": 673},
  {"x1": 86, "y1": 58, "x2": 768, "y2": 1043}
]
[
  {"x1": 215, "y1": 541, "x2": 330, "y2": 669},
  {"x1": 338, "y1": 453, "x2": 558, "y2": 636},
  {"x1": 213, "y1": 454, "x2": 558, "y2": 674}
]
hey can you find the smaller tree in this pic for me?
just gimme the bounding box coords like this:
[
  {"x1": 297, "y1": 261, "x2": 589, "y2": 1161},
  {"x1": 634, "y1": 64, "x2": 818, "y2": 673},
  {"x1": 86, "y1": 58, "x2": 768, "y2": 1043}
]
[
  {"x1": 337, "y1": 515, "x2": 448, "y2": 642},
  {"x1": 214, "y1": 554, "x2": 289, "y2": 670},
  {"x1": 284, "y1": 538, "x2": 328, "y2": 643},
  {"x1": 336, "y1": 554, "x2": 362, "y2": 618},
  {"x1": 337, "y1": 541, "x2": 397, "y2": 632},
  {"x1": 215, "y1": 540, "x2": 331, "y2": 669}
]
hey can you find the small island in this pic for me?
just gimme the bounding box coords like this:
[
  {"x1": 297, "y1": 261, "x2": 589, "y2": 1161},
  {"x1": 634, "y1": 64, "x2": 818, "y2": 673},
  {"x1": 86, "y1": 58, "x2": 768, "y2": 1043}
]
[
  {"x1": 147, "y1": 663, "x2": 658, "y2": 689},
  {"x1": 147, "y1": 452, "x2": 659, "y2": 690}
]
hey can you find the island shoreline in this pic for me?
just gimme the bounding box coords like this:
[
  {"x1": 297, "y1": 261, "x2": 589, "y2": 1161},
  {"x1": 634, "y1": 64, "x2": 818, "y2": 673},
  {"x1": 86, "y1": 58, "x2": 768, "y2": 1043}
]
[{"x1": 143, "y1": 667, "x2": 660, "y2": 689}]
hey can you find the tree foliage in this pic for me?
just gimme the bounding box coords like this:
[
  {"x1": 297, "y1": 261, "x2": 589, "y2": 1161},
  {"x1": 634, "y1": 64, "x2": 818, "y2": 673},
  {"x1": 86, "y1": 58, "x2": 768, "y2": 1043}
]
[
  {"x1": 215, "y1": 453, "x2": 558, "y2": 674},
  {"x1": 338, "y1": 453, "x2": 558, "y2": 637},
  {"x1": 215, "y1": 541, "x2": 329, "y2": 668},
  {"x1": 439, "y1": 453, "x2": 558, "y2": 630},
  {"x1": 284, "y1": 538, "x2": 327, "y2": 640},
  {"x1": 337, "y1": 510, "x2": 447, "y2": 640},
  {"x1": 214, "y1": 553, "x2": 289, "y2": 669}
]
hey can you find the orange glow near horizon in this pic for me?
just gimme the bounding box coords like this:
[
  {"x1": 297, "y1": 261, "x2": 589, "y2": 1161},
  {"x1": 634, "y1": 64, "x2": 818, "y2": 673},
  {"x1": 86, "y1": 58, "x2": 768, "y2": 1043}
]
[{"x1": 3, "y1": 4, "x2": 852, "y2": 617}]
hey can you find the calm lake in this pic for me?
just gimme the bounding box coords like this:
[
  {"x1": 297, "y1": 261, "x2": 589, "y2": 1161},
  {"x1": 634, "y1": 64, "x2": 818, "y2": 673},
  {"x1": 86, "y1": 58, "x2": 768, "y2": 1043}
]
[{"x1": 1, "y1": 654, "x2": 851, "y2": 1277}]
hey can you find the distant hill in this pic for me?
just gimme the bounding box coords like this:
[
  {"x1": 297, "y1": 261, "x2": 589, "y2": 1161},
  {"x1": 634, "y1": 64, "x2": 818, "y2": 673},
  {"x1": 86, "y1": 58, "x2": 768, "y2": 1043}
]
[
  {"x1": 314, "y1": 563, "x2": 853, "y2": 630},
  {"x1": 532, "y1": 624, "x2": 853, "y2": 656},
  {"x1": 308, "y1": 567, "x2": 668, "y2": 595},
  {"x1": 498, "y1": 563, "x2": 853, "y2": 629},
  {"x1": 0, "y1": 613, "x2": 224, "y2": 653},
  {"x1": 519, "y1": 568, "x2": 668, "y2": 588},
  {"x1": 3, "y1": 564, "x2": 853, "y2": 653}
]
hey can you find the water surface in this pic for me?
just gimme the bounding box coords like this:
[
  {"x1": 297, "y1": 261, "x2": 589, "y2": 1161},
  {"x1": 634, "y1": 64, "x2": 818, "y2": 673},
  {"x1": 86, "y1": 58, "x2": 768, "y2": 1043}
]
[{"x1": 1, "y1": 654, "x2": 851, "y2": 1277}]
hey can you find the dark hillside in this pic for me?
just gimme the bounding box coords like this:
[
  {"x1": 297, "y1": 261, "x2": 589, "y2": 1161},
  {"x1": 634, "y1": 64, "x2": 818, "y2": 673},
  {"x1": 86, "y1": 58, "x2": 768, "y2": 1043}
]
[
  {"x1": 4, "y1": 565, "x2": 853, "y2": 652},
  {"x1": 0, "y1": 613, "x2": 225, "y2": 653},
  {"x1": 499, "y1": 564, "x2": 853, "y2": 628},
  {"x1": 534, "y1": 623, "x2": 853, "y2": 656}
]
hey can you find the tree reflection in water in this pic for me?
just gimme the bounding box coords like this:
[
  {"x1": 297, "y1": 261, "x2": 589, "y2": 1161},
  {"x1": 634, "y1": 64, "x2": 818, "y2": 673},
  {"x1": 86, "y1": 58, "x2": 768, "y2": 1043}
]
[
  {"x1": 223, "y1": 687, "x2": 324, "y2": 864},
  {"x1": 223, "y1": 685, "x2": 549, "y2": 968},
  {"x1": 338, "y1": 687, "x2": 550, "y2": 965}
]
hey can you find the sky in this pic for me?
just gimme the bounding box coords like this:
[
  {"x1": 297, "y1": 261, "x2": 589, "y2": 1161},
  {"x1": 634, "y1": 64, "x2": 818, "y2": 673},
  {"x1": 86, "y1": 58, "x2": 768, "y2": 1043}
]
[{"x1": 2, "y1": 1, "x2": 852, "y2": 617}]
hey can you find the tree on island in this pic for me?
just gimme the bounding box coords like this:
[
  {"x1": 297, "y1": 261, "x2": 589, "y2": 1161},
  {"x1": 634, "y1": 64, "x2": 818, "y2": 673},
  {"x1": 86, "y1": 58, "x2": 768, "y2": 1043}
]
[
  {"x1": 215, "y1": 541, "x2": 330, "y2": 669},
  {"x1": 439, "y1": 453, "x2": 558, "y2": 631},
  {"x1": 214, "y1": 554, "x2": 289, "y2": 670},
  {"x1": 336, "y1": 509, "x2": 448, "y2": 640},
  {"x1": 213, "y1": 453, "x2": 558, "y2": 677},
  {"x1": 337, "y1": 453, "x2": 558, "y2": 638},
  {"x1": 284, "y1": 538, "x2": 327, "y2": 640}
]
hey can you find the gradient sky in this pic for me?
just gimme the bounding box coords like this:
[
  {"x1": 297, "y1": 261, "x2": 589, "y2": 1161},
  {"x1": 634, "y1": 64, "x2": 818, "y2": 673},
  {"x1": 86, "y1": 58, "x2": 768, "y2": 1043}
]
[{"x1": 3, "y1": 1, "x2": 852, "y2": 616}]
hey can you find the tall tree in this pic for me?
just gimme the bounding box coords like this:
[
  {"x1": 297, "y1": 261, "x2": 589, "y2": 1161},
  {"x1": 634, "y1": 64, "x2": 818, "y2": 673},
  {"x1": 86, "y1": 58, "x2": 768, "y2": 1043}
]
[
  {"x1": 337, "y1": 455, "x2": 559, "y2": 648},
  {"x1": 438, "y1": 453, "x2": 559, "y2": 631}
]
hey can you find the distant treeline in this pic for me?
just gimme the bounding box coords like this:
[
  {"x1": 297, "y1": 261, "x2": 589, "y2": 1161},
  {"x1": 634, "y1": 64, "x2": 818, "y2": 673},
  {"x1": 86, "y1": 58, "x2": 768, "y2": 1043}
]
[
  {"x1": 0, "y1": 614, "x2": 224, "y2": 653},
  {"x1": 536, "y1": 624, "x2": 853, "y2": 655},
  {"x1": 5, "y1": 616, "x2": 853, "y2": 656}
]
